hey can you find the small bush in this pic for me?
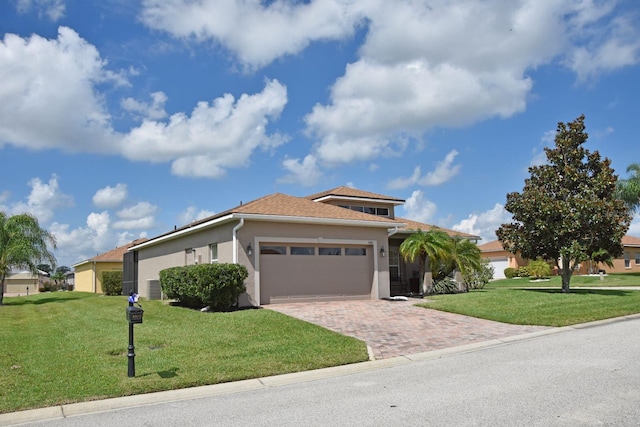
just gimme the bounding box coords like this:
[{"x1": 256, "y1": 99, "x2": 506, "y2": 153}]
[
  {"x1": 516, "y1": 266, "x2": 530, "y2": 277},
  {"x1": 431, "y1": 277, "x2": 459, "y2": 294},
  {"x1": 160, "y1": 263, "x2": 248, "y2": 310},
  {"x1": 464, "y1": 258, "x2": 494, "y2": 290},
  {"x1": 102, "y1": 270, "x2": 123, "y2": 296},
  {"x1": 527, "y1": 259, "x2": 551, "y2": 279},
  {"x1": 504, "y1": 268, "x2": 517, "y2": 279}
]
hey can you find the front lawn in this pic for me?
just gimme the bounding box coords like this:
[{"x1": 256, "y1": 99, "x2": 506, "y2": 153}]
[
  {"x1": 420, "y1": 287, "x2": 640, "y2": 327},
  {"x1": 0, "y1": 292, "x2": 368, "y2": 414},
  {"x1": 488, "y1": 272, "x2": 640, "y2": 288}
]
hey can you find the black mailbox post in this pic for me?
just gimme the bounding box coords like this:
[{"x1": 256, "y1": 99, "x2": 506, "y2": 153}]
[{"x1": 126, "y1": 292, "x2": 144, "y2": 377}]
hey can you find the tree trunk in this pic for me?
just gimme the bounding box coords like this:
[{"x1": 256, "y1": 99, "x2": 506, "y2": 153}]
[
  {"x1": 561, "y1": 258, "x2": 572, "y2": 293},
  {"x1": 0, "y1": 275, "x2": 5, "y2": 305},
  {"x1": 422, "y1": 272, "x2": 433, "y2": 295}
]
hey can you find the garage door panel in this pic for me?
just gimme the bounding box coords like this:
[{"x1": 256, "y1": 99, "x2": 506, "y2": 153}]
[
  {"x1": 260, "y1": 245, "x2": 373, "y2": 304},
  {"x1": 489, "y1": 257, "x2": 509, "y2": 279}
]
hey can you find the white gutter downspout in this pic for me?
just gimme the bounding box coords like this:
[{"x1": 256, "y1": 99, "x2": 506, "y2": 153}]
[{"x1": 232, "y1": 218, "x2": 245, "y2": 264}]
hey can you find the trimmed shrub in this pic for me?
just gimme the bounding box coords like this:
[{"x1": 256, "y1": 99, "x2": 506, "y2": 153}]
[
  {"x1": 527, "y1": 259, "x2": 551, "y2": 279},
  {"x1": 160, "y1": 263, "x2": 248, "y2": 310},
  {"x1": 102, "y1": 270, "x2": 123, "y2": 296},
  {"x1": 504, "y1": 267, "x2": 517, "y2": 279}
]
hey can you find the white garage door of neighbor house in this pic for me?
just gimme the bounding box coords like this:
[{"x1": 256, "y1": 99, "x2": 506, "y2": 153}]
[
  {"x1": 259, "y1": 244, "x2": 374, "y2": 304},
  {"x1": 490, "y1": 257, "x2": 509, "y2": 279}
]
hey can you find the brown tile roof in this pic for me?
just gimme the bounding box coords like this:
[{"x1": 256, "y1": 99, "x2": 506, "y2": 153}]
[
  {"x1": 622, "y1": 235, "x2": 640, "y2": 247},
  {"x1": 86, "y1": 238, "x2": 148, "y2": 263},
  {"x1": 306, "y1": 186, "x2": 405, "y2": 204},
  {"x1": 477, "y1": 239, "x2": 506, "y2": 252},
  {"x1": 394, "y1": 217, "x2": 480, "y2": 240}
]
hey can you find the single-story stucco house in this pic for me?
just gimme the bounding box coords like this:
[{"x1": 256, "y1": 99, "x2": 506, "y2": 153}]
[
  {"x1": 127, "y1": 187, "x2": 479, "y2": 305},
  {"x1": 3, "y1": 269, "x2": 51, "y2": 295},
  {"x1": 479, "y1": 235, "x2": 640, "y2": 279},
  {"x1": 73, "y1": 238, "x2": 147, "y2": 294}
]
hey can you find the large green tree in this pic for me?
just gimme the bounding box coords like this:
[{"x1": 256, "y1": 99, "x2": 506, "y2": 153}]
[
  {"x1": 496, "y1": 115, "x2": 631, "y2": 293},
  {"x1": 0, "y1": 212, "x2": 57, "y2": 305},
  {"x1": 399, "y1": 228, "x2": 450, "y2": 294},
  {"x1": 616, "y1": 163, "x2": 640, "y2": 213}
]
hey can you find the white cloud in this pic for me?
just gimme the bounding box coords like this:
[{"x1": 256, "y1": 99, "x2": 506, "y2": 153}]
[
  {"x1": 0, "y1": 29, "x2": 289, "y2": 179},
  {"x1": 278, "y1": 155, "x2": 323, "y2": 187},
  {"x1": 140, "y1": 0, "x2": 363, "y2": 70},
  {"x1": 177, "y1": 206, "x2": 215, "y2": 225},
  {"x1": 8, "y1": 175, "x2": 73, "y2": 223},
  {"x1": 400, "y1": 190, "x2": 437, "y2": 224},
  {"x1": 92, "y1": 184, "x2": 128, "y2": 208},
  {"x1": 452, "y1": 203, "x2": 512, "y2": 243},
  {"x1": 0, "y1": 27, "x2": 123, "y2": 153},
  {"x1": 112, "y1": 202, "x2": 157, "y2": 229},
  {"x1": 121, "y1": 79, "x2": 289, "y2": 178},
  {"x1": 121, "y1": 91, "x2": 168, "y2": 120},
  {"x1": 49, "y1": 210, "x2": 112, "y2": 265},
  {"x1": 388, "y1": 150, "x2": 461, "y2": 189},
  {"x1": 16, "y1": 0, "x2": 65, "y2": 22}
]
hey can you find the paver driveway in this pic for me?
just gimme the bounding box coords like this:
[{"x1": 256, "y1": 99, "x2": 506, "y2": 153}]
[{"x1": 266, "y1": 299, "x2": 549, "y2": 359}]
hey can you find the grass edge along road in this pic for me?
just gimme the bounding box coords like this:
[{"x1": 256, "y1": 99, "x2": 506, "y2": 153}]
[
  {"x1": 421, "y1": 273, "x2": 640, "y2": 327},
  {"x1": 0, "y1": 292, "x2": 368, "y2": 414}
]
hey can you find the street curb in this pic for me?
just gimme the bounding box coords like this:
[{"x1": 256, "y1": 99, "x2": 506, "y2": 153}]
[{"x1": 2, "y1": 313, "x2": 639, "y2": 426}]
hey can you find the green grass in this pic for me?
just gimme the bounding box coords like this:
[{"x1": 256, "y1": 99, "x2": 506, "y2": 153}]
[
  {"x1": 488, "y1": 272, "x2": 640, "y2": 288},
  {"x1": 0, "y1": 292, "x2": 368, "y2": 414},
  {"x1": 420, "y1": 287, "x2": 640, "y2": 327}
]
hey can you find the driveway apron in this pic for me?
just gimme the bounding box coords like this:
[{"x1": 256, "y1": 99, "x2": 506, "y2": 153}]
[{"x1": 266, "y1": 299, "x2": 549, "y2": 360}]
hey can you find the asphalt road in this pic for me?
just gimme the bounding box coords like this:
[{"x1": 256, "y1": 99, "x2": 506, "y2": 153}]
[{"x1": 11, "y1": 317, "x2": 640, "y2": 426}]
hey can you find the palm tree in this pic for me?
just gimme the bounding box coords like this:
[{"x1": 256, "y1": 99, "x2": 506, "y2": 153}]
[
  {"x1": 617, "y1": 163, "x2": 640, "y2": 213},
  {"x1": 443, "y1": 237, "x2": 482, "y2": 291},
  {"x1": 0, "y1": 212, "x2": 57, "y2": 305},
  {"x1": 399, "y1": 228, "x2": 450, "y2": 294}
]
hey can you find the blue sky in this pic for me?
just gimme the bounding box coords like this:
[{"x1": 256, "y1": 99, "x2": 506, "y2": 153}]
[{"x1": 1, "y1": 0, "x2": 639, "y2": 269}]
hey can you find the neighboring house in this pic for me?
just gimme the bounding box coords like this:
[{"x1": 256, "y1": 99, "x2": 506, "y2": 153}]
[
  {"x1": 128, "y1": 187, "x2": 478, "y2": 305},
  {"x1": 73, "y1": 239, "x2": 148, "y2": 294},
  {"x1": 478, "y1": 240, "x2": 528, "y2": 279},
  {"x1": 3, "y1": 269, "x2": 50, "y2": 295},
  {"x1": 479, "y1": 235, "x2": 640, "y2": 278}
]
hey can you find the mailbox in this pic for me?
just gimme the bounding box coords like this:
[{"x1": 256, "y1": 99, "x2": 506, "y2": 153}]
[{"x1": 126, "y1": 305, "x2": 144, "y2": 324}]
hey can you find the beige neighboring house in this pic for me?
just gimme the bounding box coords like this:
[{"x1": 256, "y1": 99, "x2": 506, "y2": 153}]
[
  {"x1": 128, "y1": 187, "x2": 478, "y2": 306},
  {"x1": 3, "y1": 269, "x2": 51, "y2": 295},
  {"x1": 73, "y1": 239, "x2": 147, "y2": 294},
  {"x1": 479, "y1": 235, "x2": 640, "y2": 279}
]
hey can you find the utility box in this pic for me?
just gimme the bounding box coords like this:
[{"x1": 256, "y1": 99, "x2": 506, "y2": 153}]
[{"x1": 126, "y1": 306, "x2": 144, "y2": 324}]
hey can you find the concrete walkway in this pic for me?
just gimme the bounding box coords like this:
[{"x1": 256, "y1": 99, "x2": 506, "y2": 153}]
[{"x1": 266, "y1": 299, "x2": 549, "y2": 359}]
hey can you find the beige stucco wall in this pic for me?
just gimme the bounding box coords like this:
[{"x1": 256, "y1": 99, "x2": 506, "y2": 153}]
[
  {"x1": 4, "y1": 272, "x2": 42, "y2": 295},
  {"x1": 136, "y1": 219, "x2": 390, "y2": 306},
  {"x1": 137, "y1": 222, "x2": 235, "y2": 294}
]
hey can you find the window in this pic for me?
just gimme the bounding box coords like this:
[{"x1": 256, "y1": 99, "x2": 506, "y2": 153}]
[
  {"x1": 260, "y1": 246, "x2": 286, "y2": 255},
  {"x1": 319, "y1": 247, "x2": 341, "y2": 256},
  {"x1": 363, "y1": 207, "x2": 376, "y2": 215},
  {"x1": 624, "y1": 252, "x2": 630, "y2": 268},
  {"x1": 209, "y1": 243, "x2": 218, "y2": 263},
  {"x1": 291, "y1": 246, "x2": 314, "y2": 255},
  {"x1": 345, "y1": 247, "x2": 367, "y2": 256},
  {"x1": 389, "y1": 248, "x2": 400, "y2": 282},
  {"x1": 635, "y1": 252, "x2": 640, "y2": 265},
  {"x1": 376, "y1": 207, "x2": 389, "y2": 216}
]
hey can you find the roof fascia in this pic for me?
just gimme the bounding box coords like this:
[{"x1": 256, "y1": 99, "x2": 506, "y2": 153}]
[
  {"x1": 129, "y1": 214, "x2": 236, "y2": 251},
  {"x1": 235, "y1": 213, "x2": 405, "y2": 228}
]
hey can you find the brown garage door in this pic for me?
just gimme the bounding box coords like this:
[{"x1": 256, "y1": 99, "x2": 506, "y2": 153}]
[{"x1": 260, "y1": 244, "x2": 374, "y2": 304}]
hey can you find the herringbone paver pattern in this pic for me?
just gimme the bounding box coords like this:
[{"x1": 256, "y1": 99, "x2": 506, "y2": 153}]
[{"x1": 266, "y1": 300, "x2": 549, "y2": 359}]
